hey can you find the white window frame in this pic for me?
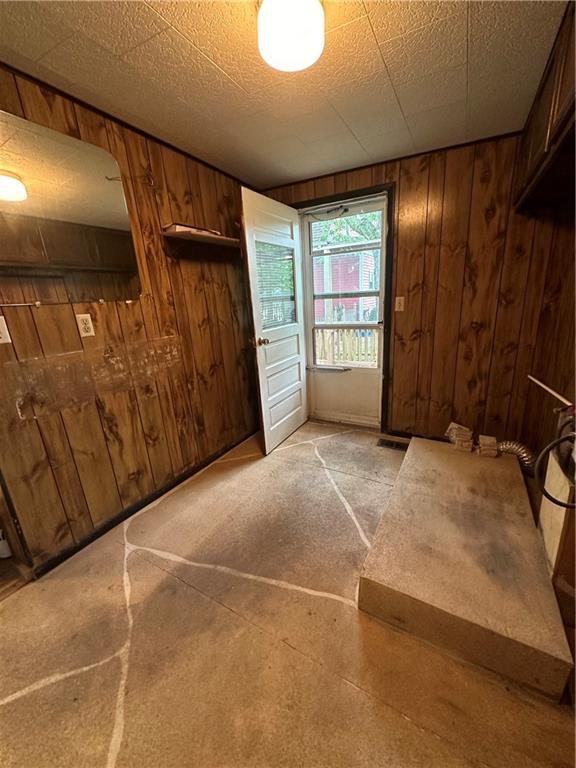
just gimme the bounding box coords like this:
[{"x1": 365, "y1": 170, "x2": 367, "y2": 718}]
[{"x1": 301, "y1": 194, "x2": 388, "y2": 371}]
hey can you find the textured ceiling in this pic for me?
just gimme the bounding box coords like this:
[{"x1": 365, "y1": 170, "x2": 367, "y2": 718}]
[
  {"x1": 0, "y1": 1, "x2": 566, "y2": 188},
  {"x1": 0, "y1": 110, "x2": 129, "y2": 228}
]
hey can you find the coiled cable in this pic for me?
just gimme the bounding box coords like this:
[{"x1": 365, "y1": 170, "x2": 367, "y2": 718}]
[{"x1": 534, "y1": 432, "x2": 575, "y2": 509}]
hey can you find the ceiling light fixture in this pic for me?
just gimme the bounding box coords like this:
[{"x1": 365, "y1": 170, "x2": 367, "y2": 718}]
[
  {"x1": 0, "y1": 172, "x2": 27, "y2": 202},
  {"x1": 258, "y1": 0, "x2": 325, "y2": 73}
]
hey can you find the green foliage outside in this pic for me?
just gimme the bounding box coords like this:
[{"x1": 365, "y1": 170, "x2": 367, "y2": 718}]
[{"x1": 311, "y1": 211, "x2": 382, "y2": 252}]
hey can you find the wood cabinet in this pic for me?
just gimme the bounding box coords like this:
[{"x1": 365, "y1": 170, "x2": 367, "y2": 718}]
[{"x1": 514, "y1": 3, "x2": 575, "y2": 209}]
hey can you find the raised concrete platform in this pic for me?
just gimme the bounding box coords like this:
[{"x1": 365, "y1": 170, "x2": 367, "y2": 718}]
[{"x1": 359, "y1": 438, "x2": 573, "y2": 699}]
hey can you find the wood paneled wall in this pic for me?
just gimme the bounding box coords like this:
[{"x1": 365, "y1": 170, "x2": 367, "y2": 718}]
[
  {"x1": 267, "y1": 137, "x2": 575, "y2": 449},
  {"x1": 0, "y1": 65, "x2": 258, "y2": 568}
]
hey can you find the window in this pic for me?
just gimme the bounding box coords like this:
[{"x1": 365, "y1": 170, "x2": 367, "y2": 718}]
[
  {"x1": 255, "y1": 240, "x2": 296, "y2": 330},
  {"x1": 305, "y1": 203, "x2": 385, "y2": 368}
]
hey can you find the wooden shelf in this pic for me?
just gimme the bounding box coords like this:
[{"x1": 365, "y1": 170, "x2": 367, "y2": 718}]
[{"x1": 162, "y1": 224, "x2": 240, "y2": 248}]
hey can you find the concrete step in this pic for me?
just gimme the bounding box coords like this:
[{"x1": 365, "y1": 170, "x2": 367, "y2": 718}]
[{"x1": 359, "y1": 438, "x2": 573, "y2": 699}]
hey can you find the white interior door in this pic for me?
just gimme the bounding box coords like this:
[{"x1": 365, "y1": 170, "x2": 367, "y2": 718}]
[{"x1": 242, "y1": 188, "x2": 307, "y2": 454}]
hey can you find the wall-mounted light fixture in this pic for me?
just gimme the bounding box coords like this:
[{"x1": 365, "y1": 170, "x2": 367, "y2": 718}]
[
  {"x1": 258, "y1": 0, "x2": 325, "y2": 72},
  {"x1": 0, "y1": 172, "x2": 27, "y2": 202}
]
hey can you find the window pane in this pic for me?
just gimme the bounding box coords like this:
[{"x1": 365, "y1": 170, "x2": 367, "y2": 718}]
[
  {"x1": 313, "y1": 249, "x2": 380, "y2": 296},
  {"x1": 256, "y1": 240, "x2": 296, "y2": 330},
  {"x1": 311, "y1": 211, "x2": 382, "y2": 253},
  {"x1": 314, "y1": 295, "x2": 378, "y2": 324},
  {"x1": 315, "y1": 327, "x2": 377, "y2": 368}
]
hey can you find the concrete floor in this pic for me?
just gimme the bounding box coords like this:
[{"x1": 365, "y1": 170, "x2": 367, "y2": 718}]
[{"x1": 0, "y1": 421, "x2": 574, "y2": 768}]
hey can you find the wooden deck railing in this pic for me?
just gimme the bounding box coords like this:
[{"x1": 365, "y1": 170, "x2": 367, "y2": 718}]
[{"x1": 314, "y1": 327, "x2": 378, "y2": 368}]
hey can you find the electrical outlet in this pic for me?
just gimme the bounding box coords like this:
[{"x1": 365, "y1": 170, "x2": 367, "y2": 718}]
[
  {"x1": 0, "y1": 316, "x2": 12, "y2": 344},
  {"x1": 76, "y1": 313, "x2": 95, "y2": 337},
  {"x1": 395, "y1": 296, "x2": 405, "y2": 312}
]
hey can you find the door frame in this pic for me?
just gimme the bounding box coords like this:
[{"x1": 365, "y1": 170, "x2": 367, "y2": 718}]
[{"x1": 290, "y1": 183, "x2": 395, "y2": 432}]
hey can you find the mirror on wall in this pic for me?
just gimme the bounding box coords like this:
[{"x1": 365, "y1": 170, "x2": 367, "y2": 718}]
[{"x1": 0, "y1": 109, "x2": 140, "y2": 303}]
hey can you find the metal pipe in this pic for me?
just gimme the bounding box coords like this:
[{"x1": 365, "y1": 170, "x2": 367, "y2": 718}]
[{"x1": 498, "y1": 440, "x2": 536, "y2": 474}]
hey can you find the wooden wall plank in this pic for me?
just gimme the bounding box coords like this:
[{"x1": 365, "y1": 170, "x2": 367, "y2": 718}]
[
  {"x1": 3, "y1": 286, "x2": 94, "y2": 542},
  {"x1": 416, "y1": 151, "x2": 445, "y2": 435},
  {"x1": 75, "y1": 301, "x2": 155, "y2": 507},
  {"x1": 453, "y1": 137, "x2": 516, "y2": 432},
  {"x1": 0, "y1": 313, "x2": 74, "y2": 562},
  {"x1": 16, "y1": 75, "x2": 80, "y2": 137},
  {"x1": 30, "y1": 302, "x2": 124, "y2": 528},
  {"x1": 426, "y1": 146, "x2": 475, "y2": 436},
  {"x1": 179, "y1": 258, "x2": 229, "y2": 457},
  {"x1": 484, "y1": 210, "x2": 536, "y2": 439},
  {"x1": 0, "y1": 68, "x2": 23, "y2": 115},
  {"x1": 390, "y1": 155, "x2": 430, "y2": 431},
  {"x1": 521, "y1": 208, "x2": 575, "y2": 449}
]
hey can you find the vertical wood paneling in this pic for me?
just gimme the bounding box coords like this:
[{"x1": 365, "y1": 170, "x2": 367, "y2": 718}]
[
  {"x1": 416, "y1": 152, "x2": 445, "y2": 435},
  {"x1": 484, "y1": 211, "x2": 536, "y2": 438},
  {"x1": 0, "y1": 68, "x2": 23, "y2": 115},
  {"x1": 452, "y1": 137, "x2": 516, "y2": 432},
  {"x1": 0, "y1": 309, "x2": 74, "y2": 562},
  {"x1": 0, "y1": 63, "x2": 258, "y2": 568},
  {"x1": 390, "y1": 155, "x2": 430, "y2": 431},
  {"x1": 16, "y1": 75, "x2": 80, "y2": 137},
  {"x1": 267, "y1": 136, "x2": 573, "y2": 448},
  {"x1": 427, "y1": 146, "x2": 475, "y2": 436}
]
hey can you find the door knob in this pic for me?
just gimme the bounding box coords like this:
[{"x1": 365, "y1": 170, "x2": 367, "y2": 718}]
[{"x1": 257, "y1": 337, "x2": 270, "y2": 346}]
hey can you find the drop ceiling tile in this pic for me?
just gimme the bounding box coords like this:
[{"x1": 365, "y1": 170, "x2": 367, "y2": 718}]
[
  {"x1": 396, "y1": 65, "x2": 467, "y2": 117},
  {"x1": 324, "y1": 1, "x2": 367, "y2": 32},
  {"x1": 466, "y1": 97, "x2": 527, "y2": 140},
  {"x1": 301, "y1": 15, "x2": 388, "y2": 94},
  {"x1": 357, "y1": 126, "x2": 416, "y2": 162},
  {"x1": 343, "y1": 103, "x2": 408, "y2": 142},
  {"x1": 328, "y1": 72, "x2": 398, "y2": 119},
  {"x1": 123, "y1": 28, "x2": 247, "y2": 113},
  {"x1": 408, "y1": 100, "x2": 467, "y2": 152},
  {"x1": 149, "y1": 1, "x2": 290, "y2": 93},
  {"x1": 221, "y1": 111, "x2": 292, "y2": 144},
  {"x1": 0, "y1": 1, "x2": 74, "y2": 62},
  {"x1": 256, "y1": 135, "x2": 312, "y2": 159},
  {"x1": 37, "y1": 33, "x2": 171, "y2": 136},
  {"x1": 367, "y1": 1, "x2": 464, "y2": 43},
  {"x1": 46, "y1": 1, "x2": 169, "y2": 56},
  {"x1": 284, "y1": 105, "x2": 351, "y2": 143},
  {"x1": 379, "y1": 12, "x2": 467, "y2": 85},
  {"x1": 304, "y1": 131, "x2": 371, "y2": 165},
  {"x1": 468, "y1": 0, "x2": 564, "y2": 133}
]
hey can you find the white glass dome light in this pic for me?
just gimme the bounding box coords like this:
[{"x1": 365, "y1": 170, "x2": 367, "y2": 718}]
[
  {"x1": 0, "y1": 172, "x2": 27, "y2": 202},
  {"x1": 258, "y1": 0, "x2": 325, "y2": 73}
]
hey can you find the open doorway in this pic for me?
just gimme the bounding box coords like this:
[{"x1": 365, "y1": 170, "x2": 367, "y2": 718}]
[{"x1": 301, "y1": 195, "x2": 388, "y2": 428}]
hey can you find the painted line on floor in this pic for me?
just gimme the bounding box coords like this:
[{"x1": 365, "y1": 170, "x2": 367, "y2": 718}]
[
  {"x1": 0, "y1": 650, "x2": 122, "y2": 708},
  {"x1": 274, "y1": 429, "x2": 356, "y2": 452},
  {"x1": 314, "y1": 445, "x2": 371, "y2": 549},
  {"x1": 135, "y1": 544, "x2": 356, "y2": 608},
  {"x1": 106, "y1": 524, "x2": 135, "y2": 768}
]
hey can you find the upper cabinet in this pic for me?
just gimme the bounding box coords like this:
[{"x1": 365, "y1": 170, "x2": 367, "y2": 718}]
[{"x1": 514, "y1": 3, "x2": 575, "y2": 210}]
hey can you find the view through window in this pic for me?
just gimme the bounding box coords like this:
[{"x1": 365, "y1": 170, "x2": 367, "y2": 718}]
[{"x1": 309, "y1": 205, "x2": 383, "y2": 368}]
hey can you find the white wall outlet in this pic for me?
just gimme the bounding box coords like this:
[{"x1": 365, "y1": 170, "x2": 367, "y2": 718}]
[
  {"x1": 0, "y1": 316, "x2": 12, "y2": 344},
  {"x1": 395, "y1": 296, "x2": 405, "y2": 312},
  {"x1": 76, "y1": 313, "x2": 95, "y2": 337}
]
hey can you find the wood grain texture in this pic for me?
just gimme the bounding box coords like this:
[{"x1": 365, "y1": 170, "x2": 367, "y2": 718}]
[
  {"x1": 453, "y1": 138, "x2": 517, "y2": 432},
  {"x1": 416, "y1": 151, "x2": 445, "y2": 435},
  {"x1": 267, "y1": 137, "x2": 574, "y2": 447},
  {"x1": 0, "y1": 63, "x2": 258, "y2": 569},
  {"x1": 390, "y1": 155, "x2": 430, "y2": 432}
]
